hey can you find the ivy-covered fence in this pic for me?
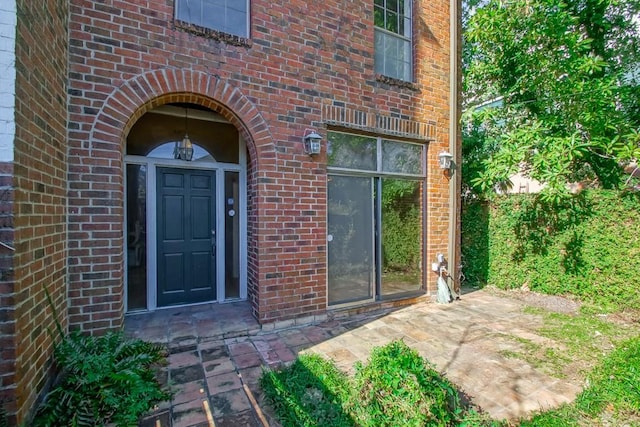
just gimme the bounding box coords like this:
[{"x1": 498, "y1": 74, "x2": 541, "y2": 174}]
[{"x1": 461, "y1": 190, "x2": 640, "y2": 311}]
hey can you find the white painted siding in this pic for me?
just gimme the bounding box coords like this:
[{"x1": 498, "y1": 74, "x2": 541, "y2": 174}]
[{"x1": 0, "y1": 0, "x2": 16, "y2": 162}]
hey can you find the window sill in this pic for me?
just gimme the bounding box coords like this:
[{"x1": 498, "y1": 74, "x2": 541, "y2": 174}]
[
  {"x1": 375, "y1": 74, "x2": 420, "y2": 92},
  {"x1": 174, "y1": 20, "x2": 252, "y2": 48}
]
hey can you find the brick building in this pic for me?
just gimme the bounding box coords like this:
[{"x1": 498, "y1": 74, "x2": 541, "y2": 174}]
[{"x1": 0, "y1": 0, "x2": 460, "y2": 422}]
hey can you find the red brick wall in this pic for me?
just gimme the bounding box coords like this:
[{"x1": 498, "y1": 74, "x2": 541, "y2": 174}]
[
  {"x1": 6, "y1": 0, "x2": 69, "y2": 423},
  {"x1": 67, "y1": 0, "x2": 454, "y2": 325}
]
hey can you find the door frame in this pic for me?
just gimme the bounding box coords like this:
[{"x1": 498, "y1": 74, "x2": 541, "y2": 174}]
[{"x1": 124, "y1": 138, "x2": 247, "y2": 312}]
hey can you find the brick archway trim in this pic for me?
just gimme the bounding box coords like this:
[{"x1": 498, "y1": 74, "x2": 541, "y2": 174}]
[
  {"x1": 68, "y1": 69, "x2": 270, "y2": 333},
  {"x1": 90, "y1": 68, "x2": 273, "y2": 162}
]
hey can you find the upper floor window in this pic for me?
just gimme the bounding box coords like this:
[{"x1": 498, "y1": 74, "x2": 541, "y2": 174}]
[
  {"x1": 175, "y1": 0, "x2": 249, "y2": 38},
  {"x1": 374, "y1": 0, "x2": 412, "y2": 82}
]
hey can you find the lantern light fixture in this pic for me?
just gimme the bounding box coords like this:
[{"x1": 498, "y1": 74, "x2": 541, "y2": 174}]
[
  {"x1": 174, "y1": 108, "x2": 194, "y2": 161},
  {"x1": 438, "y1": 151, "x2": 454, "y2": 171},
  {"x1": 303, "y1": 129, "x2": 322, "y2": 155}
]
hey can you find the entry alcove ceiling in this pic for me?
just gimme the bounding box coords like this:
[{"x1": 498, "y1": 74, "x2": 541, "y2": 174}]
[{"x1": 127, "y1": 103, "x2": 240, "y2": 164}]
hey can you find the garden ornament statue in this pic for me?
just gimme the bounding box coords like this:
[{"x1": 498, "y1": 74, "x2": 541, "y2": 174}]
[{"x1": 435, "y1": 254, "x2": 459, "y2": 303}]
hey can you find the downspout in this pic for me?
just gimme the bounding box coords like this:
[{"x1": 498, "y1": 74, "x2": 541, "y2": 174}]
[{"x1": 447, "y1": 0, "x2": 460, "y2": 292}]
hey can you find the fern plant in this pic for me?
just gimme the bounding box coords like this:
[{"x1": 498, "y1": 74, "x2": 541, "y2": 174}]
[
  {"x1": 33, "y1": 331, "x2": 170, "y2": 427},
  {"x1": 0, "y1": 402, "x2": 7, "y2": 427}
]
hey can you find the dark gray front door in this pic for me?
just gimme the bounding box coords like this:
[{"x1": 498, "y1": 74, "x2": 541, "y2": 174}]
[{"x1": 157, "y1": 168, "x2": 216, "y2": 307}]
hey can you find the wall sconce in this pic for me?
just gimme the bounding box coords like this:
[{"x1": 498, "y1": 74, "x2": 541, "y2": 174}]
[
  {"x1": 438, "y1": 151, "x2": 454, "y2": 171},
  {"x1": 174, "y1": 108, "x2": 194, "y2": 161},
  {"x1": 303, "y1": 129, "x2": 322, "y2": 155}
]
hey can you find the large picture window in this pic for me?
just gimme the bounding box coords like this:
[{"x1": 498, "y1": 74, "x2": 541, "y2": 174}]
[
  {"x1": 175, "y1": 0, "x2": 249, "y2": 38},
  {"x1": 374, "y1": 0, "x2": 412, "y2": 81},
  {"x1": 327, "y1": 131, "x2": 425, "y2": 306}
]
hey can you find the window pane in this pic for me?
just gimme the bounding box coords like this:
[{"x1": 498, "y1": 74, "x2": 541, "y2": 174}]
[
  {"x1": 401, "y1": 39, "x2": 412, "y2": 80},
  {"x1": 388, "y1": 0, "x2": 399, "y2": 13},
  {"x1": 224, "y1": 171, "x2": 240, "y2": 299},
  {"x1": 374, "y1": 29, "x2": 385, "y2": 75},
  {"x1": 230, "y1": 1, "x2": 247, "y2": 12},
  {"x1": 202, "y1": 3, "x2": 225, "y2": 31},
  {"x1": 382, "y1": 140, "x2": 423, "y2": 175},
  {"x1": 384, "y1": 33, "x2": 400, "y2": 78},
  {"x1": 127, "y1": 164, "x2": 147, "y2": 311},
  {"x1": 328, "y1": 175, "x2": 374, "y2": 305},
  {"x1": 177, "y1": 0, "x2": 203, "y2": 25},
  {"x1": 327, "y1": 132, "x2": 377, "y2": 171},
  {"x1": 385, "y1": 10, "x2": 398, "y2": 32},
  {"x1": 146, "y1": 142, "x2": 211, "y2": 161},
  {"x1": 381, "y1": 178, "x2": 423, "y2": 296},
  {"x1": 177, "y1": 0, "x2": 247, "y2": 37},
  {"x1": 402, "y1": 16, "x2": 411, "y2": 37},
  {"x1": 374, "y1": 6, "x2": 385, "y2": 28},
  {"x1": 375, "y1": 31, "x2": 411, "y2": 81},
  {"x1": 226, "y1": 9, "x2": 247, "y2": 37}
]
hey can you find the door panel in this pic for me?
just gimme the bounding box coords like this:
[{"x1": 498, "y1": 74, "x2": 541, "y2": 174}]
[
  {"x1": 157, "y1": 168, "x2": 216, "y2": 307},
  {"x1": 327, "y1": 175, "x2": 374, "y2": 305}
]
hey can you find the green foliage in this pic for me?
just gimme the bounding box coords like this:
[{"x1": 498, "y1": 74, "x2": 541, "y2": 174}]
[
  {"x1": 463, "y1": 0, "x2": 640, "y2": 200},
  {"x1": 260, "y1": 353, "x2": 355, "y2": 427},
  {"x1": 261, "y1": 341, "x2": 487, "y2": 427},
  {"x1": 460, "y1": 200, "x2": 490, "y2": 285},
  {"x1": 0, "y1": 403, "x2": 7, "y2": 427},
  {"x1": 520, "y1": 336, "x2": 640, "y2": 426},
  {"x1": 381, "y1": 179, "x2": 421, "y2": 272},
  {"x1": 577, "y1": 335, "x2": 640, "y2": 419},
  {"x1": 33, "y1": 331, "x2": 170, "y2": 427},
  {"x1": 462, "y1": 190, "x2": 640, "y2": 311},
  {"x1": 352, "y1": 340, "x2": 461, "y2": 426}
]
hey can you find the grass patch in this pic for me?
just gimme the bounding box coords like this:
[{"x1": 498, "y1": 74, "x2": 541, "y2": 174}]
[
  {"x1": 263, "y1": 338, "x2": 640, "y2": 427},
  {"x1": 494, "y1": 306, "x2": 638, "y2": 383},
  {"x1": 261, "y1": 341, "x2": 494, "y2": 427},
  {"x1": 260, "y1": 353, "x2": 353, "y2": 426},
  {"x1": 521, "y1": 307, "x2": 637, "y2": 378},
  {"x1": 520, "y1": 336, "x2": 640, "y2": 426}
]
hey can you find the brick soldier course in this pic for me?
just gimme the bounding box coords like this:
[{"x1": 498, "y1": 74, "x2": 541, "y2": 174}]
[{"x1": 0, "y1": 0, "x2": 460, "y2": 423}]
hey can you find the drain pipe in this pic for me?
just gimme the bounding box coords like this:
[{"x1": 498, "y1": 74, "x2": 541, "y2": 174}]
[{"x1": 447, "y1": 0, "x2": 461, "y2": 294}]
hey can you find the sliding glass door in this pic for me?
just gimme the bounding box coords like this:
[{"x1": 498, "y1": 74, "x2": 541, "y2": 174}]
[
  {"x1": 327, "y1": 131, "x2": 426, "y2": 306},
  {"x1": 327, "y1": 175, "x2": 374, "y2": 305}
]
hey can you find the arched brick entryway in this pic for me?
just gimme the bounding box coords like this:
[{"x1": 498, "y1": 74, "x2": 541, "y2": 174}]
[{"x1": 67, "y1": 69, "x2": 273, "y2": 332}]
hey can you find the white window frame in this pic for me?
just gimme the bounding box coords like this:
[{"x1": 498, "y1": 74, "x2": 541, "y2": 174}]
[
  {"x1": 374, "y1": 0, "x2": 413, "y2": 81},
  {"x1": 174, "y1": 0, "x2": 250, "y2": 38}
]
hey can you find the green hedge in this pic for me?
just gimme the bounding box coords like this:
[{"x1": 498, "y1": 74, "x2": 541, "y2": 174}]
[{"x1": 462, "y1": 190, "x2": 640, "y2": 311}]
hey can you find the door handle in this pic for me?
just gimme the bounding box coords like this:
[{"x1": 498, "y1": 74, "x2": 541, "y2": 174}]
[{"x1": 211, "y1": 230, "x2": 216, "y2": 257}]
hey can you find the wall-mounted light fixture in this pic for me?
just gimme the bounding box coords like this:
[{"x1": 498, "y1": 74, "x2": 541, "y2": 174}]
[
  {"x1": 303, "y1": 129, "x2": 322, "y2": 155},
  {"x1": 174, "y1": 108, "x2": 194, "y2": 161},
  {"x1": 438, "y1": 151, "x2": 454, "y2": 171}
]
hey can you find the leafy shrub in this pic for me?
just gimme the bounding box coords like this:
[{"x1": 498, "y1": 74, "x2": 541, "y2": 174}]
[
  {"x1": 461, "y1": 200, "x2": 490, "y2": 286},
  {"x1": 353, "y1": 340, "x2": 461, "y2": 426},
  {"x1": 260, "y1": 353, "x2": 354, "y2": 427},
  {"x1": 462, "y1": 190, "x2": 640, "y2": 311},
  {"x1": 33, "y1": 331, "x2": 170, "y2": 427},
  {"x1": 261, "y1": 341, "x2": 478, "y2": 427},
  {"x1": 0, "y1": 403, "x2": 6, "y2": 427}
]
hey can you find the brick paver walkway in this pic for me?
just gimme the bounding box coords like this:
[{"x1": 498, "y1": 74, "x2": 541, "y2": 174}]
[{"x1": 126, "y1": 290, "x2": 583, "y2": 426}]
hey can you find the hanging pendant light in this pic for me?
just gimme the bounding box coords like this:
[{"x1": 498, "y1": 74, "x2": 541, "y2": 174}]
[{"x1": 174, "y1": 107, "x2": 194, "y2": 161}]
